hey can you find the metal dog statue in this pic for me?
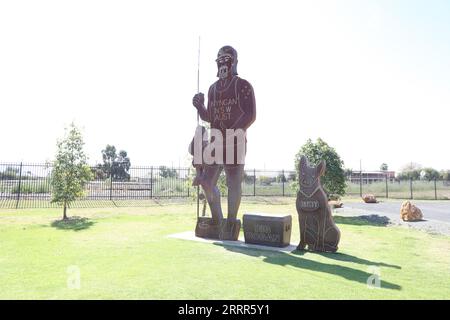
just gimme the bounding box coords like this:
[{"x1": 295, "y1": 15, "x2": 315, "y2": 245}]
[{"x1": 296, "y1": 156, "x2": 340, "y2": 252}]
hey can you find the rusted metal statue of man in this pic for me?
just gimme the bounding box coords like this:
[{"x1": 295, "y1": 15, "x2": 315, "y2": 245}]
[{"x1": 192, "y1": 45, "x2": 256, "y2": 240}]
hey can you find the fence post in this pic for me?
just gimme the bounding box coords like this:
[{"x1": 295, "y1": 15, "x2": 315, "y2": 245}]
[
  {"x1": 150, "y1": 166, "x2": 153, "y2": 198},
  {"x1": 359, "y1": 171, "x2": 362, "y2": 197},
  {"x1": 109, "y1": 174, "x2": 113, "y2": 201},
  {"x1": 185, "y1": 167, "x2": 190, "y2": 198},
  {"x1": 385, "y1": 174, "x2": 388, "y2": 199},
  {"x1": 253, "y1": 169, "x2": 256, "y2": 196},
  {"x1": 410, "y1": 178, "x2": 413, "y2": 199},
  {"x1": 282, "y1": 169, "x2": 285, "y2": 197},
  {"x1": 434, "y1": 178, "x2": 437, "y2": 200},
  {"x1": 15, "y1": 162, "x2": 23, "y2": 209}
]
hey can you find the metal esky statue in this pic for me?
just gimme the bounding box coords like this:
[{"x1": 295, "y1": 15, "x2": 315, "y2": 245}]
[{"x1": 192, "y1": 45, "x2": 256, "y2": 240}]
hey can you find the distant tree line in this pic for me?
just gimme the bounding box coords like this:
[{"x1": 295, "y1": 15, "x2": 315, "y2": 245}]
[
  {"x1": 0, "y1": 167, "x2": 41, "y2": 180},
  {"x1": 344, "y1": 162, "x2": 450, "y2": 182},
  {"x1": 0, "y1": 167, "x2": 20, "y2": 180},
  {"x1": 396, "y1": 162, "x2": 448, "y2": 181}
]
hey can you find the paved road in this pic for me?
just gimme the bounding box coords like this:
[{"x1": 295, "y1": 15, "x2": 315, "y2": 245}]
[{"x1": 334, "y1": 200, "x2": 450, "y2": 235}]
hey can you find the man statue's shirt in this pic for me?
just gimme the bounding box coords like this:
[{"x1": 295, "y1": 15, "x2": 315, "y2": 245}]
[
  {"x1": 208, "y1": 76, "x2": 254, "y2": 131},
  {"x1": 206, "y1": 76, "x2": 255, "y2": 165}
]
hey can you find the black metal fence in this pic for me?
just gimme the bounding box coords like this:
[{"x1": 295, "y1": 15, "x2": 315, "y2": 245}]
[
  {"x1": 0, "y1": 162, "x2": 296, "y2": 208},
  {"x1": 346, "y1": 171, "x2": 450, "y2": 200},
  {"x1": 2, "y1": 164, "x2": 449, "y2": 209}
]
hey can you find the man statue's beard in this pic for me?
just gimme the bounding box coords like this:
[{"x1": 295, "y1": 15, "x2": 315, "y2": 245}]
[{"x1": 218, "y1": 64, "x2": 230, "y2": 79}]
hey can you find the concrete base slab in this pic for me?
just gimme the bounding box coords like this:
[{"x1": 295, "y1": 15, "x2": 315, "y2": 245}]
[{"x1": 167, "y1": 231, "x2": 298, "y2": 252}]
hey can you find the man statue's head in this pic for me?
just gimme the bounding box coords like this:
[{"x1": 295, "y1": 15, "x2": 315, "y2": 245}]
[{"x1": 216, "y1": 45, "x2": 238, "y2": 79}]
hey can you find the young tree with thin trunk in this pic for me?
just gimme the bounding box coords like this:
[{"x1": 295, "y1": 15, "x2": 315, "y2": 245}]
[{"x1": 50, "y1": 123, "x2": 93, "y2": 220}]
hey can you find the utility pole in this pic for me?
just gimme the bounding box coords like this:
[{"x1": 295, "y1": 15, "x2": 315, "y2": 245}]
[
  {"x1": 359, "y1": 159, "x2": 362, "y2": 197},
  {"x1": 196, "y1": 36, "x2": 201, "y2": 219}
]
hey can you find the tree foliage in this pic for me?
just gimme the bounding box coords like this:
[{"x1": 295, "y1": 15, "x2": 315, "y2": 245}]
[
  {"x1": 420, "y1": 168, "x2": 440, "y2": 181},
  {"x1": 0, "y1": 167, "x2": 19, "y2": 180},
  {"x1": 243, "y1": 171, "x2": 255, "y2": 184},
  {"x1": 287, "y1": 172, "x2": 296, "y2": 181},
  {"x1": 259, "y1": 175, "x2": 273, "y2": 186},
  {"x1": 100, "y1": 145, "x2": 131, "y2": 181},
  {"x1": 159, "y1": 166, "x2": 178, "y2": 178},
  {"x1": 50, "y1": 123, "x2": 93, "y2": 219},
  {"x1": 380, "y1": 163, "x2": 388, "y2": 171},
  {"x1": 440, "y1": 170, "x2": 450, "y2": 181},
  {"x1": 397, "y1": 163, "x2": 422, "y2": 180},
  {"x1": 276, "y1": 172, "x2": 287, "y2": 183},
  {"x1": 294, "y1": 138, "x2": 346, "y2": 196},
  {"x1": 397, "y1": 163, "x2": 441, "y2": 181}
]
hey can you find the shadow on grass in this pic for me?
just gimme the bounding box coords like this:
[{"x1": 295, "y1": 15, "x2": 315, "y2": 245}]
[
  {"x1": 216, "y1": 244, "x2": 402, "y2": 291},
  {"x1": 403, "y1": 219, "x2": 427, "y2": 223},
  {"x1": 293, "y1": 250, "x2": 401, "y2": 269},
  {"x1": 333, "y1": 215, "x2": 390, "y2": 227},
  {"x1": 51, "y1": 216, "x2": 95, "y2": 231}
]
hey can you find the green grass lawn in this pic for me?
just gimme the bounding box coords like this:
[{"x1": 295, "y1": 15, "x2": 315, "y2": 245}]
[{"x1": 0, "y1": 197, "x2": 449, "y2": 299}]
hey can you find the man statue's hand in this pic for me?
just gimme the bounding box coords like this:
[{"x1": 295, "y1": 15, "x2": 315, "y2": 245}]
[{"x1": 192, "y1": 93, "x2": 205, "y2": 110}]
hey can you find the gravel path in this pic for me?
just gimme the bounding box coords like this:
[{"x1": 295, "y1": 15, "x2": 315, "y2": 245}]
[{"x1": 334, "y1": 200, "x2": 450, "y2": 236}]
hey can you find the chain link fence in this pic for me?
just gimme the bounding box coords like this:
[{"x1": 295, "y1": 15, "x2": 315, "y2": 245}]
[{"x1": 346, "y1": 171, "x2": 450, "y2": 200}]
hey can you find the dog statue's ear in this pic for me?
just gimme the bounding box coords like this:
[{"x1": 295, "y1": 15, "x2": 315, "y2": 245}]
[
  {"x1": 317, "y1": 160, "x2": 326, "y2": 177},
  {"x1": 299, "y1": 155, "x2": 308, "y2": 170},
  {"x1": 298, "y1": 156, "x2": 307, "y2": 182}
]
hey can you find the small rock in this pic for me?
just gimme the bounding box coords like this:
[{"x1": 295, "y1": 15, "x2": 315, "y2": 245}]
[
  {"x1": 362, "y1": 194, "x2": 377, "y2": 203},
  {"x1": 400, "y1": 200, "x2": 423, "y2": 221}
]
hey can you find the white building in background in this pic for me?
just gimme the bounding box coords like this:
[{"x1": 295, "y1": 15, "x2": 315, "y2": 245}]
[{"x1": 347, "y1": 171, "x2": 396, "y2": 184}]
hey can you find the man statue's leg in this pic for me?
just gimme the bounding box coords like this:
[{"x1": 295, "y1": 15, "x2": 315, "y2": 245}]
[
  {"x1": 224, "y1": 164, "x2": 245, "y2": 222},
  {"x1": 200, "y1": 165, "x2": 223, "y2": 225}
]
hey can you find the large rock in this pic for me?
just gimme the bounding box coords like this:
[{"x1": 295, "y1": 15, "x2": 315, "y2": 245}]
[
  {"x1": 400, "y1": 201, "x2": 423, "y2": 221},
  {"x1": 362, "y1": 194, "x2": 377, "y2": 203}
]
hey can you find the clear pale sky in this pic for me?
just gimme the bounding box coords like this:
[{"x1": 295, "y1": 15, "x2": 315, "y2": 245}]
[{"x1": 1, "y1": 0, "x2": 449, "y2": 171}]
